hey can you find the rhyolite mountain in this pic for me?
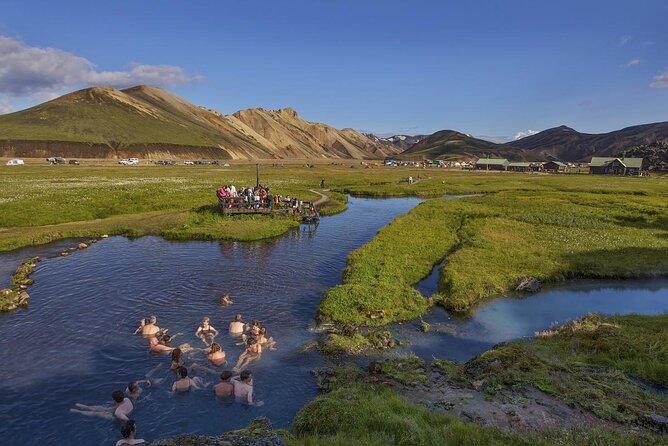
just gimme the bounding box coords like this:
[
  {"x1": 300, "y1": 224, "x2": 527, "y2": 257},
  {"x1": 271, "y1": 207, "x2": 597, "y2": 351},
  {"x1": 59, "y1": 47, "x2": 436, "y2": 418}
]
[
  {"x1": 0, "y1": 86, "x2": 400, "y2": 160},
  {"x1": 398, "y1": 122, "x2": 668, "y2": 162},
  {"x1": 363, "y1": 133, "x2": 427, "y2": 151}
]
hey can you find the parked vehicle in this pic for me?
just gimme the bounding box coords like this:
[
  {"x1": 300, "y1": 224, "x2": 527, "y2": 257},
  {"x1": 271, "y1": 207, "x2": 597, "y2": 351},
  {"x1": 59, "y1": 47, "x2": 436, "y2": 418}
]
[
  {"x1": 46, "y1": 156, "x2": 65, "y2": 164},
  {"x1": 68, "y1": 159, "x2": 80, "y2": 165},
  {"x1": 6, "y1": 159, "x2": 25, "y2": 166},
  {"x1": 119, "y1": 158, "x2": 139, "y2": 165},
  {"x1": 184, "y1": 160, "x2": 194, "y2": 165}
]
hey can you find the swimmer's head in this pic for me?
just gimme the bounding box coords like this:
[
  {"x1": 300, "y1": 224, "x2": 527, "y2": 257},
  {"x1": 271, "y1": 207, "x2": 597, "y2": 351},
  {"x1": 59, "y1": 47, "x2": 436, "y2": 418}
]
[
  {"x1": 220, "y1": 370, "x2": 232, "y2": 381},
  {"x1": 210, "y1": 342, "x2": 221, "y2": 353},
  {"x1": 240, "y1": 370, "x2": 252, "y2": 382},
  {"x1": 177, "y1": 366, "x2": 188, "y2": 379},
  {"x1": 252, "y1": 319, "x2": 260, "y2": 327},
  {"x1": 234, "y1": 314, "x2": 242, "y2": 322},
  {"x1": 260, "y1": 327, "x2": 267, "y2": 335},
  {"x1": 202, "y1": 317, "x2": 210, "y2": 324},
  {"x1": 121, "y1": 419, "x2": 136, "y2": 438},
  {"x1": 171, "y1": 348, "x2": 182, "y2": 361},
  {"x1": 112, "y1": 390, "x2": 125, "y2": 403},
  {"x1": 127, "y1": 381, "x2": 139, "y2": 393},
  {"x1": 161, "y1": 334, "x2": 173, "y2": 343},
  {"x1": 150, "y1": 315, "x2": 157, "y2": 323}
]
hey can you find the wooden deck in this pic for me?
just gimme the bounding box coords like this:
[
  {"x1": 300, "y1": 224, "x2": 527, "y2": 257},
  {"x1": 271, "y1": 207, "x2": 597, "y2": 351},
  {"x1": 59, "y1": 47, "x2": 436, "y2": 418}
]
[{"x1": 218, "y1": 197, "x2": 319, "y2": 222}]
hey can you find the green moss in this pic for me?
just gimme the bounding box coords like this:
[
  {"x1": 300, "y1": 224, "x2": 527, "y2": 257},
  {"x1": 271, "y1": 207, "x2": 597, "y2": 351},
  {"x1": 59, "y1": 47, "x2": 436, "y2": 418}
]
[
  {"x1": 461, "y1": 314, "x2": 668, "y2": 424},
  {"x1": 289, "y1": 383, "x2": 664, "y2": 446},
  {"x1": 379, "y1": 354, "x2": 428, "y2": 386}
]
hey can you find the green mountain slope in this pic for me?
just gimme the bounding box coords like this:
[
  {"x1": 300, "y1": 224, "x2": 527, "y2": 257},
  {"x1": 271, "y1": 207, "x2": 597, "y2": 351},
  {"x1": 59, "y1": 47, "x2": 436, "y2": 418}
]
[{"x1": 0, "y1": 85, "x2": 395, "y2": 159}]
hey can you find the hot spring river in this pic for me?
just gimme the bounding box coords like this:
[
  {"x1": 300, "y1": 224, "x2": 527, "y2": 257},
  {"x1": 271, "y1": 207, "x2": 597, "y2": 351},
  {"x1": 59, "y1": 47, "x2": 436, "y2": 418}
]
[{"x1": 0, "y1": 196, "x2": 666, "y2": 445}]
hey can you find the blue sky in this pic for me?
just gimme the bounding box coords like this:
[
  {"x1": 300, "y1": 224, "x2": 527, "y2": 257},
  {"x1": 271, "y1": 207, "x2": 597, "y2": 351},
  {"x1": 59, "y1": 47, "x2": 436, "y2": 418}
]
[{"x1": 0, "y1": 0, "x2": 667, "y2": 138}]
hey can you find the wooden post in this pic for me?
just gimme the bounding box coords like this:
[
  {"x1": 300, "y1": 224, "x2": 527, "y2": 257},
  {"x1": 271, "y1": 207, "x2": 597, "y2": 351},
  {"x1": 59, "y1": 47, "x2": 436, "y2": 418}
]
[{"x1": 256, "y1": 163, "x2": 260, "y2": 187}]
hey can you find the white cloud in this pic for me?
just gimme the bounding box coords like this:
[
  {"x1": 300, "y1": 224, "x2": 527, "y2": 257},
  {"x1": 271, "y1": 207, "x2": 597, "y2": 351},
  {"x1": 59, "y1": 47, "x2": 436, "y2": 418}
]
[
  {"x1": 0, "y1": 36, "x2": 202, "y2": 98},
  {"x1": 513, "y1": 129, "x2": 539, "y2": 140},
  {"x1": 639, "y1": 41, "x2": 655, "y2": 47},
  {"x1": 621, "y1": 59, "x2": 640, "y2": 68},
  {"x1": 649, "y1": 70, "x2": 668, "y2": 88},
  {"x1": 0, "y1": 97, "x2": 12, "y2": 114},
  {"x1": 620, "y1": 35, "x2": 632, "y2": 45}
]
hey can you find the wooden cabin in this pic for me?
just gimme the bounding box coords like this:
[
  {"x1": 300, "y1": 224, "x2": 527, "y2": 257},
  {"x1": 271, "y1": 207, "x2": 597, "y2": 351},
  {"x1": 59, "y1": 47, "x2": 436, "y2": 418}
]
[
  {"x1": 475, "y1": 158, "x2": 509, "y2": 171},
  {"x1": 542, "y1": 161, "x2": 568, "y2": 173},
  {"x1": 589, "y1": 157, "x2": 644, "y2": 176}
]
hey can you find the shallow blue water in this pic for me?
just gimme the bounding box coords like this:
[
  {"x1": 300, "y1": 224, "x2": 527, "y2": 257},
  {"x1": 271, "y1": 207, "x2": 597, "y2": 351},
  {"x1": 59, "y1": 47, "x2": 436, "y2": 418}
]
[{"x1": 0, "y1": 196, "x2": 667, "y2": 445}]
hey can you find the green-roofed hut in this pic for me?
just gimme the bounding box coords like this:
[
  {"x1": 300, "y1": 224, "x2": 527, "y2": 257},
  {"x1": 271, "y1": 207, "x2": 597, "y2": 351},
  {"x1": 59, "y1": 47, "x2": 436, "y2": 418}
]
[
  {"x1": 542, "y1": 161, "x2": 568, "y2": 173},
  {"x1": 474, "y1": 158, "x2": 509, "y2": 171},
  {"x1": 589, "y1": 157, "x2": 644, "y2": 176}
]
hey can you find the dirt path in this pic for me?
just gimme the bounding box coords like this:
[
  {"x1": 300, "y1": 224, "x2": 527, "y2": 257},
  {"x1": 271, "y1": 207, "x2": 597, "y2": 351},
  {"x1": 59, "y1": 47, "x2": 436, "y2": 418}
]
[{"x1": 309, "y1": 189, "x2": 330, "y2": 206}]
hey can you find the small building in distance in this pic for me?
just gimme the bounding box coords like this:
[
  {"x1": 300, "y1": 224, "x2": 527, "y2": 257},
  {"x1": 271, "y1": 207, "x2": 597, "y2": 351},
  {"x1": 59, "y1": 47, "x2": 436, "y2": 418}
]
[
  {"x1": 507, "y1": 162, "x2": 533, "y2": 172},
  {"x1": 589, "y1": 157, "x2": 644, "y2": 176},
  {"x1": 475, "y1": 158, "x2": 509, "y2": 171},
  {"x1": 542, "y1": 161, "x2": 568, "y2": 173}
]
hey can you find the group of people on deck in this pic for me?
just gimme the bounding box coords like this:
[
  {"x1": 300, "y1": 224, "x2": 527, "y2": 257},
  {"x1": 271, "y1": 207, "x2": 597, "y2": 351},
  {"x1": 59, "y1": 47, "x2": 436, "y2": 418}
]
[
  {"x1": 71, "y1": 295, "x2": 274, "y2": 445},
  {"x1": 216, "y1": 183, "x2": 304, "y2": 211}
]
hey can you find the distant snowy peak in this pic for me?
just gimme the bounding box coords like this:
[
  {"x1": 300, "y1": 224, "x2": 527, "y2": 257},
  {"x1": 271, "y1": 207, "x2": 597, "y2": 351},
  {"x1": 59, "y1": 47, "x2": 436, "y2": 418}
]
[{"x1": 513, "y1": 129, "x2": 539, "y2": 140}]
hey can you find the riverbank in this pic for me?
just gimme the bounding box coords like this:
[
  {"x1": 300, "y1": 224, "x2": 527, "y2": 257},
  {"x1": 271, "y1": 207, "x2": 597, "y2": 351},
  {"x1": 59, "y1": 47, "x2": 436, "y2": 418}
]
[
  {"x1": 151, "y1": 314, "x2": 667, "y2": 445},
  {"x1": 3, "y1": 163, "x2": 665, "y2": 252},
  {"x1": 317, "y1": 181, "x2": 668, "y2": 344}
]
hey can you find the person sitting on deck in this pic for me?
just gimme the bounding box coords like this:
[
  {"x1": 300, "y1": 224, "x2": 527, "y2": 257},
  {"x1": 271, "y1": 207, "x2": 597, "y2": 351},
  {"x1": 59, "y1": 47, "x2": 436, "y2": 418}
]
[{"x1": 216, "y1": 187, "x2": 228, "y2": 199}]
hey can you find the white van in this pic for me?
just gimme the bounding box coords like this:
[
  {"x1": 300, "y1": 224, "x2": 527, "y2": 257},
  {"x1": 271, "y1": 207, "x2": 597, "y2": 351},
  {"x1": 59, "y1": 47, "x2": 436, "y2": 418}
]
[{"x1": 6, "y1": 159, "x2": 25, "y2": 166}]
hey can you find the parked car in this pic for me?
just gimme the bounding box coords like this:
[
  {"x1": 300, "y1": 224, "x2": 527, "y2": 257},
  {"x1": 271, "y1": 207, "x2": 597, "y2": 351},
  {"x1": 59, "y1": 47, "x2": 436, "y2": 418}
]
[
  {"x1": 211, "y1": 160, "x2": 221, "y2": 165},
  {"x1": 184, "y1": 160, "x2": 194, "y2": 165},
  {"x1": 68, "y1": 159, "x2": 80, "y2": 165},
  {"x1": 6, "y1": 159, "x2": 25, "y2": 166},
  {"x1": 119, "y1": 158, "x2": 139, "y2": 165},
  {"x1": 46, "y1": 156, "x2": 65, "y2": 164}
]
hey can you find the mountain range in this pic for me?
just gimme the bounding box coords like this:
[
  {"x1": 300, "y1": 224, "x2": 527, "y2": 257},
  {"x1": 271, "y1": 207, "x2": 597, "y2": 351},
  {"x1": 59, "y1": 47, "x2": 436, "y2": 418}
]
[
  {"x1": 0, "y1": 86, "x2": 399, "y2": 160},
  {"x1": 398, "y1": 123, "x2": 668, "y2": 162},
  {"x1": 0, "y1": 85, "x2": 666, "y2": 162}
]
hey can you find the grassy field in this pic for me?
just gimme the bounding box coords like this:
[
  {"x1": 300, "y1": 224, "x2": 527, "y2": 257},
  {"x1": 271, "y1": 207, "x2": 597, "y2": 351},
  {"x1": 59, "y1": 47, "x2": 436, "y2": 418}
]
[{"x1": 318, "y1": 174, "x2": 668, "y2": 330}]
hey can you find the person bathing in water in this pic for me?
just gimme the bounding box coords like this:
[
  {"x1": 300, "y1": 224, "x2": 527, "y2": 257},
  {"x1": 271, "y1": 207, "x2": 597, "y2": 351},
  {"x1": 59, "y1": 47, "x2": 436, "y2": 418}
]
[
  {"x1": 207, "y1": 342, "x2": 226, "y2": 366},
  {"x1": 219, "y1": 293, "x2": 233, "y2": 306},
  {"x1": 171, "y1": 366, "x2": 203, "y2": 392},
  {"x1": 231, "y1": 370, "x2": 263, "y2": 406},
  {"x1": 125, "y1": 380, "x2": 150, "y2": 400},
  {"x1": 213, "y1": 370, "x2": 234, "y2": 398},
  {"x1": 229, "y1": 314, "x2": 245, "y2": 336},
  {"x1": 141, "y1": 316, "x2": 164, "y2": 336},
  {"x1": 148, "y1": 335, "x2": 175, "y2": 353},
  {"x1": 116, "y1": 419, "x2": 145, "y2": 446},
  {"x1": 195, "y1": 317, "x2": 219, "y2": 345},
  {"x1": 70, "y1": 390, "x2": 133, "y2": 420},
  {"x1": 233, "y1": 338, "x2": 261, "y2": 372},
  {"x1": 257, "y1": 327, "x2": 277, "y2": 350}
]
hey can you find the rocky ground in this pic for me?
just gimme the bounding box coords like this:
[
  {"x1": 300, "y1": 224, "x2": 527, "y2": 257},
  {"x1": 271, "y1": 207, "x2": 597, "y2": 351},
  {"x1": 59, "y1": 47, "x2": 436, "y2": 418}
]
[{"x1": 146, "y1": 417, "x2": 286, "y2": 446}]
